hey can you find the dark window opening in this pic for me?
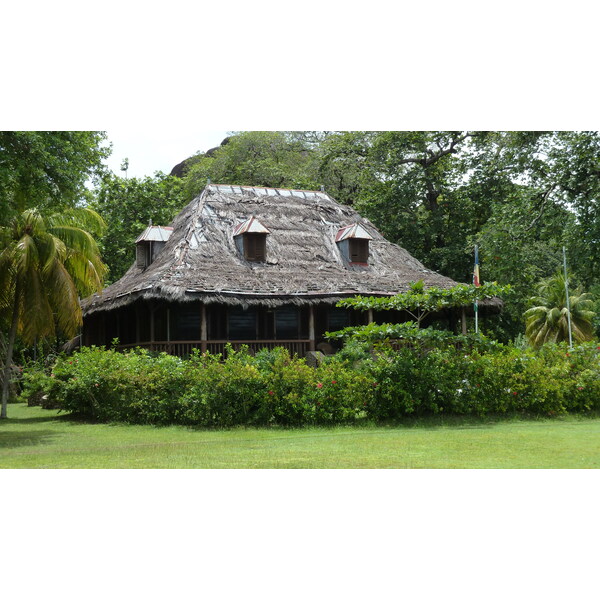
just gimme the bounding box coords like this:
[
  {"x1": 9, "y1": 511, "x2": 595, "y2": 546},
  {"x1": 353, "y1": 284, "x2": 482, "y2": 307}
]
[
  {"x1": 275, "y1": 307, "x2": 299, "y2": 339},
  {"x1": 120, "y1": 306, "x2": 137, "y2": 344},
  {"x1": 349, "y1": 238, "x2": 369, "y2": 263},
  {"x1": 243, "y1": 233, "x2": 266, "y2": 262},
  {"x1": 154, "y1": 306, "x2": 168, "y2": 341},
  {"x1": 208, "y1": 306, "x2": 227, "y2": 340},
  {"x1": 228, "y1": 308, "x2": 258, "y2": 340},
  {"x1": 172, "y1": 305, "x2": 201, "y2": 341},
  {"x1": 327, "y1": 308, "x2": 351, "y2": 333},
  {"x1": 151, "y1": 241, "x2": 165, "y2": 262}
]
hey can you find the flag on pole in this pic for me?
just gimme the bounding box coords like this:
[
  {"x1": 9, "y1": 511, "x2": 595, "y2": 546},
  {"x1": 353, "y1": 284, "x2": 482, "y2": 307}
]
[{"x1": 473, "y1": 245, "x2": 480, "y2": 333}]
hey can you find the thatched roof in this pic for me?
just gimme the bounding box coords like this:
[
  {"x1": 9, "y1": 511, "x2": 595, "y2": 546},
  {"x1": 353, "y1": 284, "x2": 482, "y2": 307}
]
[{"x1": 83, "y1": 184, "x2": 496, "y2": 315}]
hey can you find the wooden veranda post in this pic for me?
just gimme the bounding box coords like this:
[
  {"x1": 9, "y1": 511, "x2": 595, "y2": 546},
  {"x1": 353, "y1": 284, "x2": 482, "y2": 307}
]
[
  {"x1": 201, "y1": 303, "x2": 207, "y2": 352},
  {"x1": 461, "y1": 308, "x2": 467, "y2": 335},
  {"x1": 150, "y1": 301, "x2": 156, "y2": 346},
  {"x1": 309, "y1": 306, "x2": 315, "y2": 351}
]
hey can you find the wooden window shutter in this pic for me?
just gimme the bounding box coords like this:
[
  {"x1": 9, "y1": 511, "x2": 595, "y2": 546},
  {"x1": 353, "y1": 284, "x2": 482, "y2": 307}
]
[
  {"x1": 136, "y1": 244, "x2": 148, "y2": 268},
  {"x1": 255, "y1": 236, "x2": 266, "y2": 261},
  {"x1": 350, "y1": 239, "x2": 369, "y2": 263},
  {"x1": 244, "y1": 234, "x2": 266, "y2": 262}
]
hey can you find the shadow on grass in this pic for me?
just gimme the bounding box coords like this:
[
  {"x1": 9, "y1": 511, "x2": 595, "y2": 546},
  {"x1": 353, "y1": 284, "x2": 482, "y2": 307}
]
[
  {"x1": 0, "y1": 429, "x2": 57, "y2": 449},
  {"x1": 5, "y1": 414, "x2": 69, "y2": 425},
  {"x1": 373, "y1": 410, "x2": 600, "y2": 431}
]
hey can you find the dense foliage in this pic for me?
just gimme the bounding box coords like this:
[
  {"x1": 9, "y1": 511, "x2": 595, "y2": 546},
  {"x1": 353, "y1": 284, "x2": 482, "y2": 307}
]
[
  {"x1": 336, "y1": 281, "x2": 510, "y2": 327},
  {"x1": 324, "y1": 321, "x2": 500, "y2": 352},
  {"x1": 20, "y1": 342, "x2": 600, "y2": 426},
  {"x1": 91, "y1": 172, "x2": 185, "y2": 282},
  {"x1": 0, "y1": 132, "x2": 109, "y2": 223}
]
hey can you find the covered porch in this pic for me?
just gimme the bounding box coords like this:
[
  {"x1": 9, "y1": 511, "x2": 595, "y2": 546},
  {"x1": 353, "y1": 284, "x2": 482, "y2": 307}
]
[{"x1": 82, "y1": 300, "x2": 372, "y2": 357}]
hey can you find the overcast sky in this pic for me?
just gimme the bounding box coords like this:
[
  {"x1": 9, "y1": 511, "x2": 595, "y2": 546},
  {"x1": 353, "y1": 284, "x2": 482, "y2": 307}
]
[{"x1": 103, "y1": 130, "x2": 231, "y2": 179}]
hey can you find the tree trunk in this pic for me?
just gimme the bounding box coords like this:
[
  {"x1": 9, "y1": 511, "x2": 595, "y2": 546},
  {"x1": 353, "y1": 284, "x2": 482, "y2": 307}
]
[{"x1": 1, "y1": 283, "x2": 20, "y2": 419}]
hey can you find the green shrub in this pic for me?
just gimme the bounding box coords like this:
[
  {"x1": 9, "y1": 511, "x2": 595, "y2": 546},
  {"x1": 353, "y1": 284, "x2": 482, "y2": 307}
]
[
  {"x1": 19, "y1": 340, "x2": 600, "y2": 427},
  {"x1": 183, "y1": 348, "x2": 265, "y2": 426},
  {"x1": 20, "y1": 363, "x2": 61, "y2": 408}
]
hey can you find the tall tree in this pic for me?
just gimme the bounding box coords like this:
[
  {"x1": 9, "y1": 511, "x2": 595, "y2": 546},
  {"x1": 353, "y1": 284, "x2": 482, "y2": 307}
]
[
  {"x1": 0, "y1": 131, "x2": 109, "y2": 221},
  {"x1": 183, "y1": 132, "x2": 322, "y2": 201},
  {"x1": 91, "y1": 172, "x2": 185, "y2": 282},
  {"x1": 0, "y1": 207, "x2": 107, "y2": 418}
]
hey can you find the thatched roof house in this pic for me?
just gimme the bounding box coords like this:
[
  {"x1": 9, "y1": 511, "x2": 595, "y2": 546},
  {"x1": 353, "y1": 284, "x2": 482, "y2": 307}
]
[{"x1": 82, "y1": 184, "x2": 490, "y2": 355}]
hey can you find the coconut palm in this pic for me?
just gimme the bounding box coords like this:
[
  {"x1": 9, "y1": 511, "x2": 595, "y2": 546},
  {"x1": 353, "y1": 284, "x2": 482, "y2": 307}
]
[
  {"x1": 524, "y1": 272, "x2": 595, "y2": 349},
  {"x1": 0, "y1": 207, "x2": 107, "y2": 418}
]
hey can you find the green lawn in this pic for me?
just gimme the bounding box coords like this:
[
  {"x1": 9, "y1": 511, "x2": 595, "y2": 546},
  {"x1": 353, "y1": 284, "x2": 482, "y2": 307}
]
[{"x1": 1, "y1": 403, "x2": 599, "y2": 468}]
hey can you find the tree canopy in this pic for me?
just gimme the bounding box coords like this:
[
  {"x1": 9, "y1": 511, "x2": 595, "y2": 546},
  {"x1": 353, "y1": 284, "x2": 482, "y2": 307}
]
[
  {"x1": 0, "y1": 131, "x2": 109, "y2": 222},
  {"x1": 91, "y1": 172, "x2": 185, "y2": 282}
]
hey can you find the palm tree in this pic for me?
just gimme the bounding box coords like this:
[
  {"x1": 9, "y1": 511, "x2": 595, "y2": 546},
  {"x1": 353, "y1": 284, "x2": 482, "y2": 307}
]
[
  {"x1": 524, "y1": 272, "x2": 595, "y2": 348},
  {"x1": 0, "y1": 207, "x2": 107, "y2": 418}
]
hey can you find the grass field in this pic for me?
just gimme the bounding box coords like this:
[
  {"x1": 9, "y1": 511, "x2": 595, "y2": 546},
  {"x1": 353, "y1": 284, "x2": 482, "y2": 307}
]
[{"x1": 1, "y1": 403, "x2": 599, "y2": 468}]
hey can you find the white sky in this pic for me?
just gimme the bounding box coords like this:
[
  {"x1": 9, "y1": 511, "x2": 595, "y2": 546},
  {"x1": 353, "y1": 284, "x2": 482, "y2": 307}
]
[{"x1": 103, "y1": 130, "x2": 231, "y2": 178}]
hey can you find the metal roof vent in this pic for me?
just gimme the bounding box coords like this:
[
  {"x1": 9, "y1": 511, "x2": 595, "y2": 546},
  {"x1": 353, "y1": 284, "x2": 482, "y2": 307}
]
[
  {"x1": 335, "y1": 223, "x2": 373, "y2": 243},
  {"x1": 135, "y1": 226, "x2": 173, "y2": 269},
  {"x1": 233, "y1": 216, "x2": 271, "y2": 236}
]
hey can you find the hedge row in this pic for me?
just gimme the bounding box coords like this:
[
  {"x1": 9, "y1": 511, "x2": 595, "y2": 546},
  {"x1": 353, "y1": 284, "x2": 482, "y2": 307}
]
[{"x1": 19, "y1": 341, "x2": 600, "y2": 426}]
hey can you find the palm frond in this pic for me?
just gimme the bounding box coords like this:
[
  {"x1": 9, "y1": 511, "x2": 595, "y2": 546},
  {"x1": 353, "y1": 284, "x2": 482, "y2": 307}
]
[
  {"x1": 43, "y1": 260, "x2": 82, "y2": 338},
  {"x1": 1, "y1": 207, "x2": 105, "y2": 346},
  {"x1": 14, "y1": 234, "x2": 40, "y2": 275},
  {"x1": 19, "y1": 265, "x2": 54, "y2": 343},
  {"x1": 524, "y1": 271, "x2": 596, "y2": 347},
  {"x1": 20, "y1": 209, "x2": 46, "y2": 237},
  {"x1": 64, "y1": 252, "x2": 106, "y2": 296},
  {"x1": 47, "y1": 207, "x2": 107, "y2": 238},
  {"x1": 47, "y1": 225, "x2": 99, "y2": 258}
]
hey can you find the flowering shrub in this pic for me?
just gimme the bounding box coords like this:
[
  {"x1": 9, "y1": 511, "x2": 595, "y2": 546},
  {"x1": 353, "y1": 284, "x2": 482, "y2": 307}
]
[
  {"x1": 20, "y1": 341, "x2": 600, "y2": 427},
  {"x1": 354, "y1": 340, "x2": 600, "y2": 419}
]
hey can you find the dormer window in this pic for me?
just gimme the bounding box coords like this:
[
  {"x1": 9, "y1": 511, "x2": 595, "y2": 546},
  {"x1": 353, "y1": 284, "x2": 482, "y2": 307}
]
[
  {"x1": 233, "y1": 217, "x2": 270, "y2": 262},
  {"x1": 336, "y1": 223, "x2": 373, "y2": 265},
  {"x1": 135, "y1": 225, "x2": 173, "y2": 269}
]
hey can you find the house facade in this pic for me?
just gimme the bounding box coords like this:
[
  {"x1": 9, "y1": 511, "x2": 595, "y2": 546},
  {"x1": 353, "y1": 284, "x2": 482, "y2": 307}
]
[{"x1": 81, "y1": 184, "x2": 479, "y2": 356}]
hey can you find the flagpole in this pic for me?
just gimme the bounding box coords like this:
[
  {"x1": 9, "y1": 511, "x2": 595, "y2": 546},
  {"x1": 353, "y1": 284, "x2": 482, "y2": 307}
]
[
  {"x1": 563, "y1": 246, "x2": 573, "y2": 350},
  {"x1": 474, "y1": 245, "x2": 479, "y2": 334}
]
